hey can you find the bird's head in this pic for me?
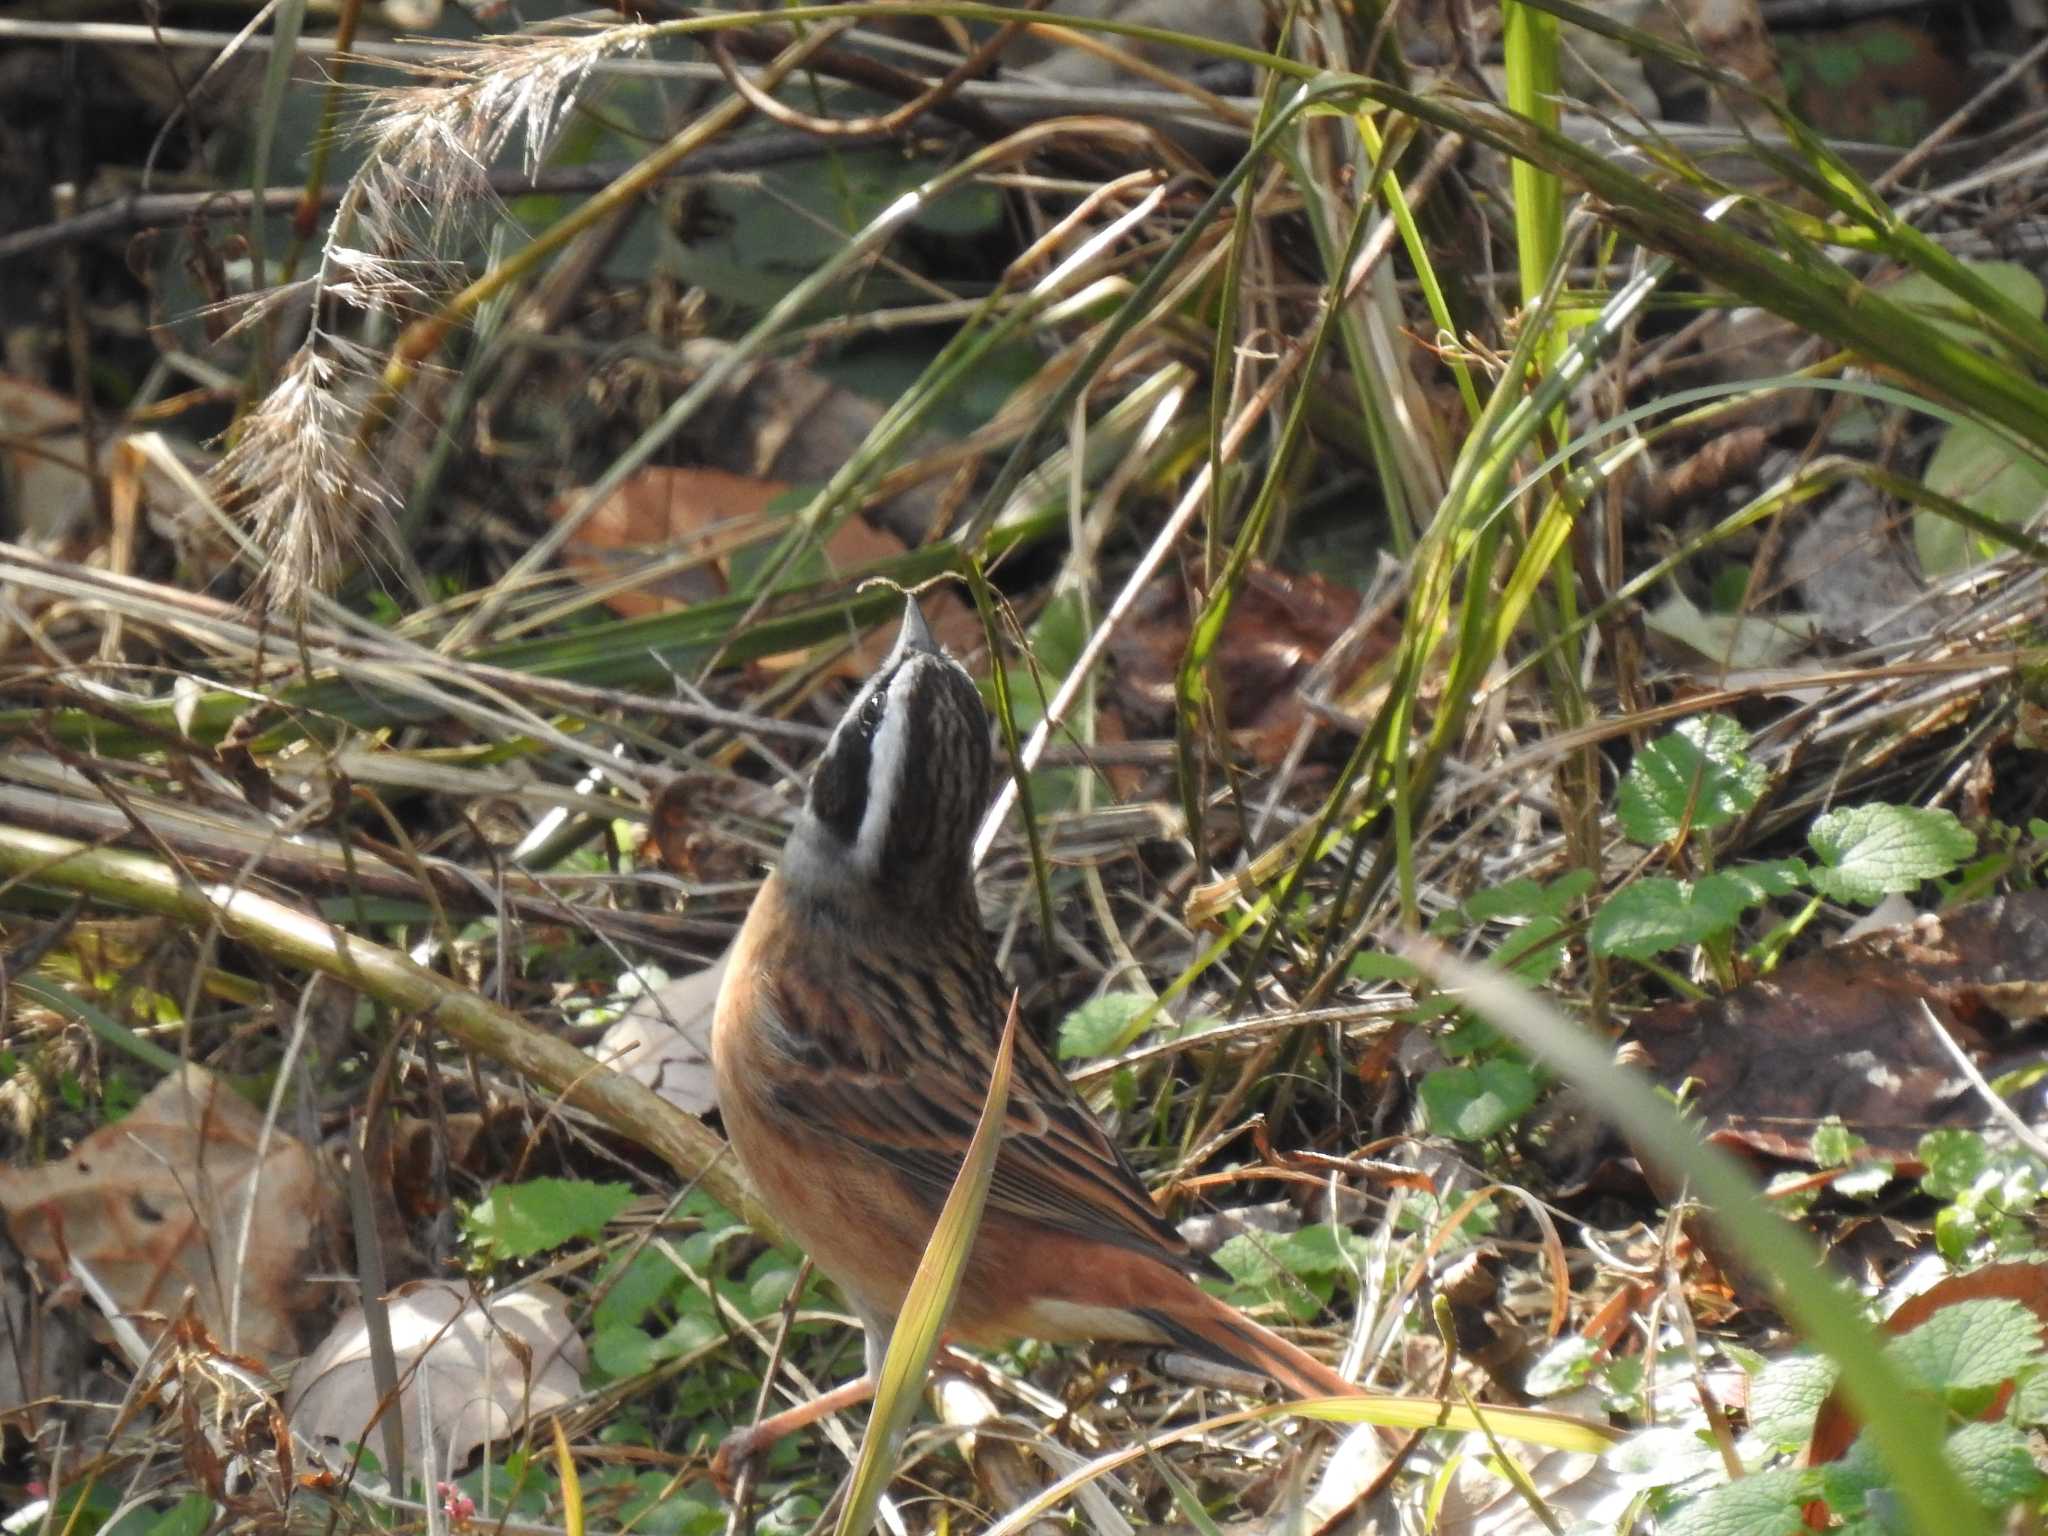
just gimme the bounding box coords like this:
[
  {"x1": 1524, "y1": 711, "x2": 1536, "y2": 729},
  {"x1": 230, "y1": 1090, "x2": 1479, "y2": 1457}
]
[{"x1": 782, "y1": 597, "x2": 992, "y2": 912}]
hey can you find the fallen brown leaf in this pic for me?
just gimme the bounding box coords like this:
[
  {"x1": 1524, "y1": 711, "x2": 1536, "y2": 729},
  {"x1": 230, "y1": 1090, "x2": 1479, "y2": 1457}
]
[
  {"x1": 0, "y1": 1064, "x2": 334, "y2": 1362},
  {"x1": 287, "y1": 1278, "x2": 586, "y2": 1474},
  {"x1": 1627, "y1": 890, "x2": 2048, "y2": 1169},
  {"x1": 545, "y1": 464, "x2": 978, "y2": 668},
  {"x1": 1109, "y1": 563, "x2": 1393, "y2": 769}
]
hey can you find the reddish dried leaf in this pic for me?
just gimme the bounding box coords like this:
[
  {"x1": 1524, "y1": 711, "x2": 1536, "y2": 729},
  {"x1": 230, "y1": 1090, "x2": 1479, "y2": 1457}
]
[
  {"x1": 1783, "y1": 22, "x2": 1970, "y2": 149},
  {"x1": 385, "y1": 1108, "x2": 527, "y2": 1226},
  {"x1": 545, "y1": 465, "x2": 978, "y2": 664},
  {"x1": 549, "y1": 465, "x2": 774, "y2": 619},
  {"x1": 0, "y1": 1065, "x2": 334, "y2": 1361},
  {"x1": 1806, "y1": 1262, "x2": 2048, "y2": 1471},
  {"x1": 643, "y1": 772, "x2": 784, "y2": 882},
  {"x1": 1671, "y1": 0, "x2": 1781, "y2": 96},
  {"x1": 1110, "y1": 564, "x2": 1393, "y2": 768}
]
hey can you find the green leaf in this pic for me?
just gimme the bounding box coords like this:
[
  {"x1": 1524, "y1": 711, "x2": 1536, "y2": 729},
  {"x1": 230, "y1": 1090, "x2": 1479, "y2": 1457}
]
[
  {"x1": 1589, "y1": 877, "x2": 1740, "y2": 959},
  {"x1": 1916, "y1": 420, "x2": 2048, "y2": 576},
  {"x1": 1522, "y1": 1335, "x2": 1600, "y2": 1397},
  {"x1": 1207, "y1": 1224, "x2": 1372, "y2": 1321},
  {"x1": 1494, "y1": 913, "x2": 1573, "y2": 981},
  {"x1": 464, "y1": 1178, "x2": 635, "y2": 1260},
  {"x1": 1749, "y1": 1353, "x2": 1840, "y2": 1449},
  {"x1": 1617, "y1": 716, "x2": 1766, "y2": 845},
  {"x1": 663, "y1": 1310, "x2": 721, "y2": 1355},
  {"x1": 1464, "y1": 876, "x2": 1594, "y2": 980},
  {"x1": 1607, "y1": 1424, "x2": 1725, "y2": 1491},
  {"x1": 747, "y1": 1263, "x2": 802, "y2": 1313},
  {"x1": 139, "y1": 1495, "x2": 214, "y2": 1536},
  {"x1": 1886, "y1": 1298, "x2": 2045, "y2": 1395},
  {"x1": 1815, "y1": 1432, "x2": 1888, "y2": 1524},
  {"x1": 2006, "y1": 1364, "x2": 2048, "y2": 1426},
  {"x1": 1347, "y1": 949, "x2": 1423, "y2": 982},
  {"x1": 1716, "y1": 859, "x2": 1811, "y2": 901},
  {"x1": 1664, "y1": 1465, "x2": 1814, "y2": 1536},
  {"x1": 1919, "y1": 1129, "x2": 1991, "y2": 1200},
  {"x1": 1811, "y1": 1119, "x2": 1864, "y2": 1169},
  {"x1": 1055, "y1": 993, "x2": 1154, "y2": 1060},
  {"x1": 1208, "y1": 1231, "x2": 1337, "y2": 1323},
  {"x1": 1937, "y1": 1202, "x2": 1982, "y2": 1264},
  {"x1": 1268, "y1": 1223, "x2": 1375, "y2": 1279},
  {"x1": 618, "y1": 1472, "x2": 725, "y2": 1536},
  {"x1": 1881, "y1": 262, "x2": 2046, "y2": 351},
  {"x1": 762, "y1": 1492, "x2": 826, "y2": 1536},
  {"x1": 1464, "y1": 869, "x2": 1596, "y2": 922},
  {"x1": 593, "y1": 1248, "x2": 683, "y2": 1332},
  {"x1": 1418, "y1": 1058, "x2": 1540, "y2": 1141},
  {"x1": 1944, "y1": 1420, "x2": 2045, "y2": 1507},
  {"x1": 1210, "y1": 1231, "x2": 1289, "y2": 1288},
  {"x1": 593, "y1": 1325, "x2": 678, "y2": 1378},
  {"x1": 1807, "y1": 805, "x2": 1977, "y2": 904}
]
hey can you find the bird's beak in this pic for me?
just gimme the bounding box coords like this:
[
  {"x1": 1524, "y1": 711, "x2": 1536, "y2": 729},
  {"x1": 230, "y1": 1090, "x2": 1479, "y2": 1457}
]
[{"x1": 893, "y1": 594, "x2": 939, "y2": 658}]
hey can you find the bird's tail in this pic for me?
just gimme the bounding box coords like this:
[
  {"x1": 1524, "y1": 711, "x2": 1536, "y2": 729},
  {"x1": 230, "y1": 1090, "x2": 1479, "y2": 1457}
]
[{"x1": 1136, "y1": 1282, "x2": 1358, "y2": 1400}]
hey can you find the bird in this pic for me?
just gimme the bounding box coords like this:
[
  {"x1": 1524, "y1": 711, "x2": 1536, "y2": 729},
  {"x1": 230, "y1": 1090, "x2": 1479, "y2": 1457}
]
[{"x1": 709, "y1": 595, "x2": 1358, "y2": 1486}]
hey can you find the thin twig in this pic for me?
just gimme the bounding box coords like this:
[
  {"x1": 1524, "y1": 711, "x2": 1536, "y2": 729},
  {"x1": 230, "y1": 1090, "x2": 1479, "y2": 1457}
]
[
  {"x1": 0, "y1": 134, "x2": 910, "y2": 262},
  {"x1": 1917, "y1": 998, "x2": 2048, "y2": 1165}
]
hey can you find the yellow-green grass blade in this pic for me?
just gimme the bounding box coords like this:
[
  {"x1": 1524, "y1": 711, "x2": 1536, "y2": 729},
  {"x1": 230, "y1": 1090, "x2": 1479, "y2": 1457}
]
[
  {"x1": 982, "y1": 1392, "x2": 1619, "y2": 1536},
  {"x1": 835, "y1": 997, "x2": 1020, "y2": 1535}
]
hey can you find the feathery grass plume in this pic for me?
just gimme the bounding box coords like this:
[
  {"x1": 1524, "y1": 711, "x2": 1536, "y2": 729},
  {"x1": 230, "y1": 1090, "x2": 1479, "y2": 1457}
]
[
  {"x1": 216, "y1": 342, "x2": 392, "y2": 612},
  {"x1": 349, "y1": 24, "x2": 656, "y2": 255},
  {"x1": 216, "y1": 22, "x2": 653, "y2": 609}
]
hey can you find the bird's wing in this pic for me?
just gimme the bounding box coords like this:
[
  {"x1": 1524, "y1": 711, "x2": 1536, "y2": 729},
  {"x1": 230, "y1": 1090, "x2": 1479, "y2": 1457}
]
[{"x1": 759, "y1": 962, "x2": 1194, "y2": 1266}]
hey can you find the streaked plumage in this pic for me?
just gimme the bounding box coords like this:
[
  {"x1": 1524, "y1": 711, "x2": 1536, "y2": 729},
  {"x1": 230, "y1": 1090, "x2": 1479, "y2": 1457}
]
[{"x1": 710, "y1": 598, "x2": 1354, "y2": 1485}]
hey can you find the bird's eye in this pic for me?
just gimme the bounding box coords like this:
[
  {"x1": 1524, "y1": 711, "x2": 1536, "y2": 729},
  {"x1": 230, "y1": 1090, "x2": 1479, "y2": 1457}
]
[{"x1": 858, "y1": 687, "x2": 888, "y2": 734}]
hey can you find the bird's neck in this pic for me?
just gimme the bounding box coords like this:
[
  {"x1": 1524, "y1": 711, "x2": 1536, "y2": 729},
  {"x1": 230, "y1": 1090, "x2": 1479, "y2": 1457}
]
[
  {"x1": 768, "y1": 855, "x2": 971, "y2": 942},
  {"x1": 777, "y1": 813, "x2": 974, "y2": 934}
]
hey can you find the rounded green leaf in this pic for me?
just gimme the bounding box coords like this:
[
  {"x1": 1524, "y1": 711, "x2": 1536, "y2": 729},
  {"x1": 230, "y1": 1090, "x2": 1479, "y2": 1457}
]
[
  {"x1": 1807, "y1": 805, "x2": 1976, "y2": 905},
  {"x1": 1618, "y1": 716, "x2": 1766, "y2": 845},
  {"x1": 1418, "y1": 1058, "x2": 1540, "y2": 1141},
  {"x1": 1749, "y1": 1353, "x2": 1840, "y2": 1449},
  {"x1": 1944, "y1": 1421, "x2": 2046, "y2": 1508},
  {"x1": 1885, "y1": 1298, "x2": 2045, "y2": 1396},
  {"x1": 1590, "y1": 878, "x2": 1732, "y2": 959},
  {"x1": 1664, "y1": 1465, "x2": 1813, "y2": 1536},
  {"x1": 463, "y1": 1177, "x2": 635, "y2": 1259},
  {"x1": 1056, "y1": 993, "x2": 1154, "y2": 1060},
  {"x1": 1916, "y1": 420, "x2": 2048, "y2": 576}
]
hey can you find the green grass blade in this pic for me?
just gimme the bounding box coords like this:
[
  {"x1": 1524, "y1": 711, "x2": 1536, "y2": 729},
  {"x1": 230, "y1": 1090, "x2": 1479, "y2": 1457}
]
[
  {"x1": 1416, "y1": 946, "x2": 1988, "y2": 1536},
  {"x1": 1502, "y1": 1, "x2": 1563, "y2": 322}
]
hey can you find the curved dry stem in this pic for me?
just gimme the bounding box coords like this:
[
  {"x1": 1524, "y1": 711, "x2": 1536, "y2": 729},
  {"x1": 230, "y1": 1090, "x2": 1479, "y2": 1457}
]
[
  {"x1": 0, "y1": 825, "x2": 763, "y2": 1230},
  {"x1": 706, "y1": 3, "x2": 1036, "y2": 138}
]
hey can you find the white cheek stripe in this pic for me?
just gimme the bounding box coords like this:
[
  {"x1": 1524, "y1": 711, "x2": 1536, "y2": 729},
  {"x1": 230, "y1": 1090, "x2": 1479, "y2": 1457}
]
[{"x1": 855, "y1": 662, "x2": 920, "y2": 872}]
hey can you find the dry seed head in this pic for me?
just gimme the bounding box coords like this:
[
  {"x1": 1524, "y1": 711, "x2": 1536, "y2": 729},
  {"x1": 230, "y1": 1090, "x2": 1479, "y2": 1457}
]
[
  {"x1": 351, "y1": 25, "x2": 654, "y2": 249},
  {"x1": 214, "y1": 343, "x2": 392, "y2": 611}
]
